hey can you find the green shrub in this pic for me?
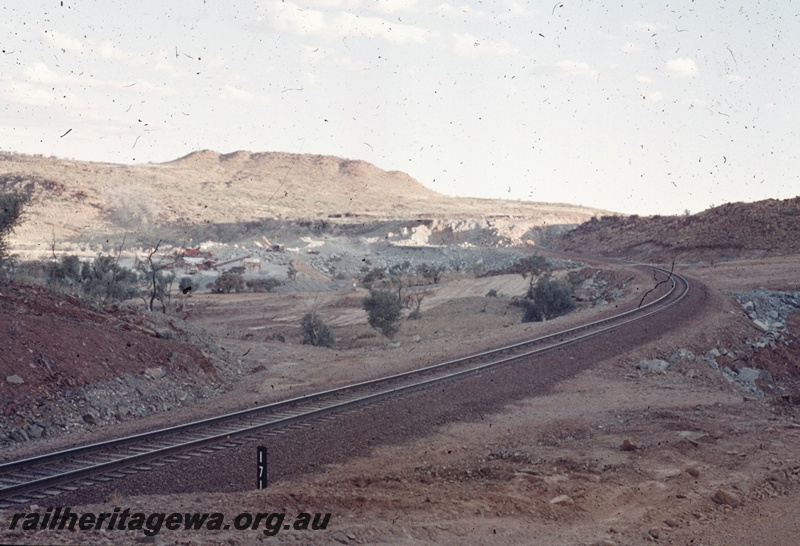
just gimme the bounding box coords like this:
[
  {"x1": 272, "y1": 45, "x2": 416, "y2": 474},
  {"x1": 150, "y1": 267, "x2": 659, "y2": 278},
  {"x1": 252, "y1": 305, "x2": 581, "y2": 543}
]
[
  {"x1": 301, "y1": 312, "x2": 336, "y2": 348},
  {"x1": 521, "y1": 300, "x2": 544, "y2": 322},
  {"x1": 46, "y1": 255, "x2": 82, "y2": 286},
  {"x1": 209, "y1": 270, "x2": 245, "y2": 293},
  {"x1": 0, "y1": 192, "x2": 29, "y2": 268},
  {"x1": 486, "y1": 288, "x2": 498, "y2": 297},
  {"x1": 246, "y1": 277, "x2": 282, "y2": 292},
  {"x1": 360, "y1": 266, "x2": 387, "y2": 287},
  {"x1": 527, "y1": 275, "x2": 575, "y2": 320},
  {"x1": 179, "y1": 276, "x2": 198, "y2": 294},
  {"x1": 363, "y1": 288, "x2": 403, "y2": 339},
  {"x1": 81, "y1": 256, "x2": 140, "y2": 302}
]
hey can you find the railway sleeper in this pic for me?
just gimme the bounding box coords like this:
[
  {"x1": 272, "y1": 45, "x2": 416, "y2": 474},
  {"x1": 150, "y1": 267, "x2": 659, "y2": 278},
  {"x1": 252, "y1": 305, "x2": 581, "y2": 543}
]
[
  {"x1": 71, "y1": 456, "x2": 119, "y2": 466},
  {"x1": 142, "y1": 441, "x2": 179, "y2": 449},
  {"x1": 123, "y1": 446, "x2": 159, "y2": 455},
  {"x1": 4, "y1": 496, "x2": 33, "y2": 505},
  {"x1": 2, "y1": 473, "x2": 39, "y2": 483}
]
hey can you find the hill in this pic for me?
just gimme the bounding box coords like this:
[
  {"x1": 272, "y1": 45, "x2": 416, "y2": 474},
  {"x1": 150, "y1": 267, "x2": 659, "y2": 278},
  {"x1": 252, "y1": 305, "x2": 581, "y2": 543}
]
[
  {"x1": 0, "y1": 150, "x2": 609, "y2": 249},
  {"x1": 553, "y1": 197, "x2": 800, "y2": 262}
]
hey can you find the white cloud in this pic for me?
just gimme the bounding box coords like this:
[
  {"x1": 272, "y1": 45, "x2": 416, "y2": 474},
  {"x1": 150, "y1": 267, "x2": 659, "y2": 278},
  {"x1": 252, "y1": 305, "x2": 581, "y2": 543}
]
[
  {"x1": 152, "y1": 56, "x2": 191, "y2": 78},
  {"x1": 303, "y1": 72, "x2": 317, "y2": 85},
  {"x1": 126, "y1": 80, "x2": 179, "y2": 96},
  {"x1": 303, "y1": 45, "x2": 327, "y2": 60},
  {"x1": 666, "y1": 57, "x2": 697, "y2": 78},
  {"x1": 19, "y1": 62, "x2": 177, "y2": 97},
  {"x1": 635, "y1": 74, "x2": 653, "y2": 84},
  {"x1": 335, "y1": 11, "x2": 431, "y2": 43},
  {"x1": 335, "y1": 55, "x2": 364, "y2": 71},
  {"x1": 219, "y1": 85, "x2": 270, "y2": 104},
  {"x1": 437, "y1": 1, "x2": 530, "y2": 21},
  {"x1": 631, "y1": 21, "x2": 658, "y2": 33},
  {"x1": 505, "y1": 1, "x2": 534, "y2": 17},
  {"x1": 43, "y1": 29, "x2": 148, "y2": 68},
  {"x1": 373, "y1": 0, "x2": 419, "y2": 12},
  {"x1": 436, "y1": 3, "x2": 489, "y2": 19},
  {"x1": 622, "y1": 42, "x2": 639, "y2": 52},
  {"x1": 301, "y1": 46, "x2": 363, "y2": 70},
  {"x1": 555, "y1": 60, "x2": 599, "y2": 79},
  {"x1": 154, "y1": 61, "x2": 172, "y2": 72},
  {"x1": 306, "y1": 0, "x2": 363, "y2": 8},
  {"x1": 268, "y1": 3, "x2": 327, "y2": 35},
  {"x1": 208, "y1": 55, "x2": 230, "y2": 69},
  {"x1": 97, "y1": 41, "x2": 146, "y2": 66},
  {"x1": 1, "y1": 82, "x2": 55, "y2": 106},
  {"x1": 23, "y1": 62, "x2": 64, "y2": 84},
  {"x1": 728, "y1": 74, "x2": 742, "y2": 82},
  {"x1": 308, "y1": 0, "x2": 418, "y2": 12},
  {"x1": 43, "y1": 30, "x2": 85, "y2": 53},
  {"x1": 452, "y1": 32, "x2": 517, "y2": 56},
  {"x1": 262, "y1": 1, "x2": 433, "y2": 44},
  {"x1": 646, "y1": 91, "x2": 664, "y2": 102}
]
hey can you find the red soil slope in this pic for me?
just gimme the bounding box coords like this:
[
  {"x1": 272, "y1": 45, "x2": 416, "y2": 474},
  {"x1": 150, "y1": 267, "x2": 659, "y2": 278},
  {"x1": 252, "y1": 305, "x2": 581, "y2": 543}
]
[
  {"x1": 0, "y1": 281, "x2": 218, "y2": 415},
  {"x1": 554, "y1": 196, "x2": 800, "y2": 262}
]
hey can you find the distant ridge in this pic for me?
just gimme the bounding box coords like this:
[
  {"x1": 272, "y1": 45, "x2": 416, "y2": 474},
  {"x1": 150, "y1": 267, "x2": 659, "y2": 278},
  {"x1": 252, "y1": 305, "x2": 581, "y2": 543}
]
[
  {"x1": 555, "y1": 197, "x2": 800, "y2": 261},
  {"x1": 0, "y1": 150, "x2": 610, "y2": 246}
]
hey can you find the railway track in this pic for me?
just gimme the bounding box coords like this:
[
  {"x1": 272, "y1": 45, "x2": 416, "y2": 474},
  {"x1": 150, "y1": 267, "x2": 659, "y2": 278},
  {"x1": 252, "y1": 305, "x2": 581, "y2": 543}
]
[{"x1": 0, "y1": 266, "x2": 689, "y2": 509}]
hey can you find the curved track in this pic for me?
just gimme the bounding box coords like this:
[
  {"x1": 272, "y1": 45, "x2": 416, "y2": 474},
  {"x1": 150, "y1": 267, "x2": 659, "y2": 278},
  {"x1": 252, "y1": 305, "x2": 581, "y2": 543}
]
[{"x1": 0, "y1": 265, "x2": 689, "y2": 508}]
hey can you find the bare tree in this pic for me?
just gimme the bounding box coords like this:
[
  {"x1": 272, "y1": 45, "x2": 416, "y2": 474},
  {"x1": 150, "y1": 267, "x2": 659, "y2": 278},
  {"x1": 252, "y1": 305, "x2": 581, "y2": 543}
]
[
  {"x1": 141, "y1": 240, "x2": 176, "y2": 313},
  {"x1": 387, "y1": 261, "x2": 414, "y2": 304},
  {"x1": 403, "y1": 285, "x2": 432, "y2": 319}
]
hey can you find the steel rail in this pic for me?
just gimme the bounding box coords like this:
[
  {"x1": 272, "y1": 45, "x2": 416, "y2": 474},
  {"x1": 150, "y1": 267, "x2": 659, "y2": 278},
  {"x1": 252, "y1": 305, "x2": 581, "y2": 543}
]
[{"x1": 0, "y1": 265, "x2": 688, "y2": 506}]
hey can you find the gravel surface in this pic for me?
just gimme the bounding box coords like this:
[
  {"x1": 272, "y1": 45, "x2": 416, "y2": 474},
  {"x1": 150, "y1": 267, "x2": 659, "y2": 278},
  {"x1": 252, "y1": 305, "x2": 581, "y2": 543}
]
[
  {"x1": 43, "y1": 273, "x2": 696, "y2": 507},
  {"x1": 6, "y1": 257, "x2": 800, "y2": 546}
]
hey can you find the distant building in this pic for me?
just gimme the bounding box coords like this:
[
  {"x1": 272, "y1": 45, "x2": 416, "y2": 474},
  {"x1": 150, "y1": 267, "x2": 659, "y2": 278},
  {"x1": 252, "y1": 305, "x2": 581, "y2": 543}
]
[{"x1": 244, "y1": 258, "x2": 261, "y2": 274}]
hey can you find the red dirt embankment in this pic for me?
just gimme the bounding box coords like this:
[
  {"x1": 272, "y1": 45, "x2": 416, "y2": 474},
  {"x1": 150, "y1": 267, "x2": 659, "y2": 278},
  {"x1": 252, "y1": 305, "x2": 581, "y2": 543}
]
[{"x1": 0, "y1": 281, "x2": 218, "y2": 415}]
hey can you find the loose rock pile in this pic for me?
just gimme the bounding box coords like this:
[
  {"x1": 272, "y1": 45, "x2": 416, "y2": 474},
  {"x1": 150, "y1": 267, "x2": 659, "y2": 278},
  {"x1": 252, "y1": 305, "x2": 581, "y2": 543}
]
[
  {"x1": 733, "y1": 289, "x2": 800, "y2": 349},
  {"x1": 1, "y1": 365, "x2": 224, "y2": 446},
  {"x1": 635, "y1": 289, "x2": 800, "y2": 397},
  {"x1": 636, "y1": 348, "x2": 774, "y2": 397},
  {"x1": 570, "y1": 268, "x2": 632, "y2": 306}
]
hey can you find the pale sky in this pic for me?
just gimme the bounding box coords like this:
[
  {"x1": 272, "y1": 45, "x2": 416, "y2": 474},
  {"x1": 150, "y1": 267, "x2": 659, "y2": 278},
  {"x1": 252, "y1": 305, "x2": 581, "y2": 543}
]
[{"x1": 1, "y1": 0, "x2": 798, "y2": 215}]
